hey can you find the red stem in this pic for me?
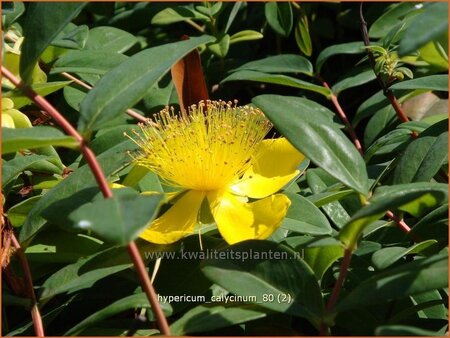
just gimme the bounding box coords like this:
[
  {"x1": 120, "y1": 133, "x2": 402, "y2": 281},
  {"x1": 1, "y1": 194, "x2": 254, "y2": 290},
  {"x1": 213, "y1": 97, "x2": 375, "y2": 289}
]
[
  {"x1": 61, "y1": 72, "x2": 148, "y2": 124},
  {"x1": 320, "y1": 248, "x2": 353, "y2": 335},
  {"x1": 2, "y1": 66, "x2": 170, "y2": 335},
  {"x1": 385, "y1": 210, "x2": 411, "y2": 233},
  {"x1": 11, "y1": 233, "x2": 45, "y2": 337},
  {"x1": 317, "y1": 76, "x2": 364, "y2": 155}
]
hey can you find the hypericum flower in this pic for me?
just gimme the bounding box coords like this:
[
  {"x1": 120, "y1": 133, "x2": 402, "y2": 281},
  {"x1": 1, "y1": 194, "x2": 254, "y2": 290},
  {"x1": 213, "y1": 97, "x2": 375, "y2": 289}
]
[{"x1": 129, "y1": 100, "x2": 305, "y2": 244}]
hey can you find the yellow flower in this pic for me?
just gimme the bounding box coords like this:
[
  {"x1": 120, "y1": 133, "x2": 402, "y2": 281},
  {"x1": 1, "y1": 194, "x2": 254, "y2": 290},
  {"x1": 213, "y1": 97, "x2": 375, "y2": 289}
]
[{"x1": 130, "y1": 100, "x2": 305, "y2": 244}]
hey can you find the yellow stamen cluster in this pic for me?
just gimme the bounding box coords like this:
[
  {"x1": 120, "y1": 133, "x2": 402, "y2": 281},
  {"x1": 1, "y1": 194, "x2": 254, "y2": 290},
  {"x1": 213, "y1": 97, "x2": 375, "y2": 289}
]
[{"x1": 128, "y1": 100, "x2": 272, "y2": 191}]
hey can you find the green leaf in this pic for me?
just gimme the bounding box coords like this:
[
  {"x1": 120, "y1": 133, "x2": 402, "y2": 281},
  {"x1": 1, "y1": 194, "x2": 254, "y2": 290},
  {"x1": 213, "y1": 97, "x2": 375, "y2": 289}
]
[
  {"x1": 78, "y1": 35, "x2": 214, "y2": 133},
  {"x1": 151, "y1": 6, "x2": 207, "y2": 25},
  {"x1": 51, "y1": 24, "x2": 89, "y2": 50},
  {"x1": 392, "y1": 131, "x2": 448, "y2": 184},
  {"x1": 265, "y1": 2, "x2": 293, "y2": 37},
  {"x1": 170, "y1": 304, "x2": 267, "y2": 335},
  {"x1": 335, "y1": 253, "x2": 448, "y2": 312},
  {"x1": 331, "y1": 69, "x2": 376, "y2": 95},
  {"x1": 281, "y1": 193, "x2": 332, "y2": 235},
  {"x1": 294, "y1": 14, "x2": 312, "y2": 57},
  {"x1": 375, "y1": 325, "x2": 444, "y2": 336},
  {"x1": 304, "y1": 245, "x2": 344, "y2": 280},
  {"x1": 208, "y1": 34, "x2": 230, "y2": 58},
  {"x1": 399, "y1": 2, "x2": 449, "y2": 56},
  {"x1": 223, "y1": 71, "x2": 331, "y2": 97},
  {"x1": 253, "y1": 95, "x2": 369, "y2": 196},
  {"x1": 2, "y1": 2, "x2": 25, "y2": 29},
  {"x1": 7, "y1": 196, "x2": 41, "y2": 228},
  {"x1": 390, "y1": 75, "x2": 448, "y2": 92},
  {"x1": 84, "y1": 26, "x2": 138, "y2": 53},
  {"x1": 339, "y1": 182, "x2": 448, "y2": 249},
  {"x1": 229, "y1": 30, "x2": 263, "y2": 44},
  {"x1": 20, "y1": 139, "x2": 137, "y2": 242},
  {"x1": 20, "y1": 2, "x2": 87, "y2": 84},
  {"x1": 51, "y1": 50, "x2": 128, "y2": 75},
  {"x1": 2, "y1": 126, "x2": 78, "y2": 154},
  {"x1": 67, "y1": 188, "x2": 163, "y2": 245},
  {"x1": 316, "y1": 41, "x2": 365, "y2": 72},
  {"x1": 201, "y1": 240, "x2": 324, "y2": 327},
  {"x1": 65, "y1": 293, "x2": 172, "y2": 336},
  {"x1": 24, "y1": 230, "x2": 102, "y2": 264},
  {"x1": 2, "y1": 154, "x2": 61, "y2": 187},
  {"x1": 371, "y1": 240, "x2": 438, "y2": 270},
  {"x1": 4, "y1": 81, "x2": 71, "y2": 109},
  {"x1": 368, "y1": 3, "x2": 417, "y2": 39},
  {"x1": 231, "y1": 54, "x2": 313, "y2": 76},
  {"x1": 39, "y1": 246, "x2": 133, "y2": 300}
]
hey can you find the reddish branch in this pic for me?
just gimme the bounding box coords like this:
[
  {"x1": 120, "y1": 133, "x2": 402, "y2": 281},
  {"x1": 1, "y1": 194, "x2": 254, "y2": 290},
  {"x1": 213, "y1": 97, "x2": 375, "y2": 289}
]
[
  {"x1": 316, "y1": 75, "x2": 363, "y2": 155},
  {"x1": 2, "y1": 66, "x2": 170, "y2": 336},
  {"x1": 60, "y1": 72, "x2": 148, "y2": 124},
  {"x1": 11, "y1": 233, "x2": 45, "y2": 337}
]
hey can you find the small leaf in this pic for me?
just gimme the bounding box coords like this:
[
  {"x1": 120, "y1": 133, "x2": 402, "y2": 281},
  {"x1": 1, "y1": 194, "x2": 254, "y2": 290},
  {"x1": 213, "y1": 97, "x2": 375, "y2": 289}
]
[
  {"x1": 223, "y1": 71, "x2": 331, "y2": 97},
  {"x1": 84, "y1": 26, "x2": 138, "y2": 53},
  {"x1": 294, "y1": 13, "x2": 312, "y2": 57},
  {"x1": 19, "y1": 2, "x2": 87, "y2": 84},
  {"x1": 5, "y1": 81, "x2": 71, "y2": 109},
  {"x1": 281, "y1": 193, "x2": 332, "y2": 235},
  {"x1": 335, "y1": 253, "x2": 448, "y2": 312},
  {"x1": 253, "y1": 95, "x2": 369, "y2": 196},
  {"x1": 390, "y1": 74, "x2": 448, "y2": 92},
  {"x1": 331, "y1": 68, "x2": 376, "y2": 95},
  {"x1": 231, "y1": 54, "x2": 313, "y2": 76},
  {"x1": 51, "y1": 24, "x2": 89, "y2": 50},
  {"x1": 316, "y1": 41, "x2": 365, "y2": 72},
  {"x1": 229, "y1": 30, "x2": 263, "y2": 44},
  {"x1": 67, "y1": 188, "x2": 163, "y2": 245},
  {"x1": 207, "y1": 34, "x2": 230, "y2": 58},
  {"x1": 2, "y1": 126, "x2": 78, "y2": 154},
  {"x1": 265, "y1": 2, "x2": 293, "y2": 37},
  {"x1": 371, "y1": 240, "x2": 438, "y2": 270},
  {"x1": 7, "y1": 196, "x2": 41, "y2": 228},
  {"x1": 368, "y1": 2, "x2": 417, "y2": 38},
  {"x1": 304, "y1": 245, "x2": 344, "y2": 280}
]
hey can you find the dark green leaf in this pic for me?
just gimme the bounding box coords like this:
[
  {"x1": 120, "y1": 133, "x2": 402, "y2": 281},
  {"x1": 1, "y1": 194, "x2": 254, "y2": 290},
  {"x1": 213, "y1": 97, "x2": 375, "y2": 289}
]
[
  {"x1": 7, "y1": 196, "x2": 41, "y2": 228},
  {"x1": 51, "y1": 24, "x2": 89, "y2": 49},
  {"x1": 51, "y1": 50, "x2": 128, "y2": 75},
  {"x1": 339, "y1": 183, "x2": 448, "y2": 249},
  {"x1": 67, "y1": 188, "x2": 163, "y2": 245},
  {"x1": 371, "y1": 240, "x2": 438, "y2": 270},
  {"x1": 335, "y1": 253, "x2": 448, "y2": 312},
  {"x1": 84, "y1": 26, "x2": 138, "y2": 53},
  {"x1": 231, "y1": 54, "x2": 313, "y2": 76},
  {"x1": 390, "y1": 75, "x2": 448, "y2": 92},
  {"x1": 304, "y1": 245, "x2": 344, "y2": 280},
  {"x1": 65, "y1": 293, "x2": 172, "y2": 336},
  {"x1": 265, "y1": 2, "x2": 293, "y2": 37},
  {"x1": 316, "y1": 42, "x2": 364, "y2": 72},
  {"x1": 223, "y1": 71, "x2": 330, "y2": 97},
  {"x1": 78, "y1": 35, "x2": 214, "y2": 133},
  {"x1": 201, "y1": 240, "x2": 324, "y2": 327},
  {"x1": 392, "y1": 131, "x2": 448, "y2": 184},
  {"x1": 375, "y1": 325, "x2": 444, "y2": 336},
  {"x1": 2, "y1": 126, "x2": 78, "y2": 154},
  {"x1": 2, "y1": 2, "x2": 25, "y2": 29},
  {"x1": 294, "y1": 14, "x2": 312, "y2": 57},
  {"x1": 20, "y1": 139, "x2": 137, "y2": 242},
  {"x1": 331, "y1": 69, "x2": 376, "y2": 95},
  {"x1": 20, "y1": 2, "x2": 87, "y2": 84},
  {"x1": 171, "y1": 304, "x2": 267, "y2": 335},
  {"x1": 399, "y1": 3, "x2": 449, "y2": 56},
  {"x1": 368, "y1": 3, "x2": 417, "y2": 38},
  {"x1": 253, "y1": 95, "x2": 369, "y2": 195},
  {"x1": 281, "y1": 193, "x2": 332, "y2": 235}
]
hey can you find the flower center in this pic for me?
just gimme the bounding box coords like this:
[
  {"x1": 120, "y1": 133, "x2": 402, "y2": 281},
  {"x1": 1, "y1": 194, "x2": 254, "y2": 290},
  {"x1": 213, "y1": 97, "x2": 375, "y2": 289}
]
[{"x1": 129, "y1": 100, "x2": 272, "y2": 191}]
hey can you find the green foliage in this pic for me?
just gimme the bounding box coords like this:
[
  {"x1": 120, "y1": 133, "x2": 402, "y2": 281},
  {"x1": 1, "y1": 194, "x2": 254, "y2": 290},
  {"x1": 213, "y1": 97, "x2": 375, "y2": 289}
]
[{"x1": 2, "y1": 2, "x2": 447, "y2": 337}]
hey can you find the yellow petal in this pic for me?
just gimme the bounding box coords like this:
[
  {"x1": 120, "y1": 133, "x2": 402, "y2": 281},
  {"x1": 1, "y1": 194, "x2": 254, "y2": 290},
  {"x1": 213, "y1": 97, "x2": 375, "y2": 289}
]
[
  {"x1": 208, "y1": 190, "x2": 291, "y2": 244},
  {"x1": 140, "y1": 190, "x2": 205, "y2": 244},
  {"x1": 231, "y1": 138, "x2": 305, "y2": 198}
]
